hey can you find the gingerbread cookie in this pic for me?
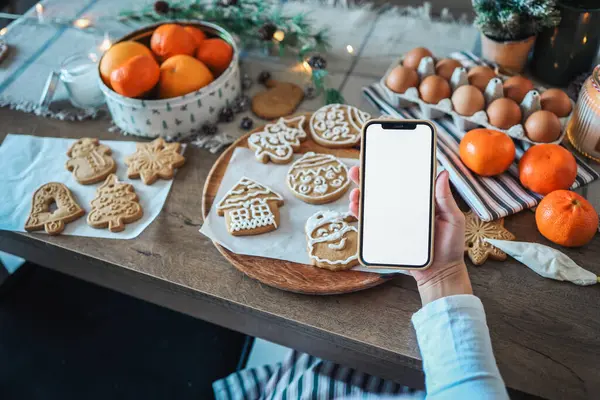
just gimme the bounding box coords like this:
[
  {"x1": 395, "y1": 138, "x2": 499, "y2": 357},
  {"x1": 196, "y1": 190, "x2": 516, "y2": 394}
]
[
  {"x1": 217, "y1": 177, "x2": 284, "y2": 236},
  {"x1": 87, "y1": 174, "x2": 143, "y2": 232},
  {"x1": 66, "y1": 138, "x2": 117, "y2": 185},
  {"x1": 24, "y1": 182, "x2": 85, "y2": 235},
  {"x1": 125, "y1": 138, "x2": 185, "y2": 185},
  {"x1": 305, "y1": 210, "x2": 359, "y2": 271},
  {"x1": 464, "y1": 211, "x2": 516, "y2": 265},
  {"x1": 247, "y1": 115, "x2": 307, "y2": 164},
  {"x1": 287, "y1": 152, "x2": 350, "y2": 205},
  {"x1": 310, "y1": 104, "x2": 371, "y2": 148},
  {"x1": 252, "y1": 79, "x2": 304, "y2": 120}
]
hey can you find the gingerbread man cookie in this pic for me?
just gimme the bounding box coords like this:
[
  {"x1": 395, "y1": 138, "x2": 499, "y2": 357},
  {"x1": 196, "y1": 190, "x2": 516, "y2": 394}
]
[
  {"x1": 66, "y1": 138, "x2": 117, "y2": 185},
  {"x1": 247, "y1": 115, "x2": 307, "y2": 164},
  {"x1": 217, "y1": 177, "x2": 284, "y2": 236},
  {"x1": 24, "y1": 182, "x2": 85, "y2": 235},
  {"x1": 251, "y1": 79, "x2": 304, "y2": 120},
  {"x1": 125, "y1": 138, "x2": 185, "y2": 185},
  {"x1": 305, "y1": 210, "x2": 359, "y2": 271},
  {"x1": 87, "y1": 174, "x2": 143, "y2": 232},
  {"x1": 287, "y1": 152, "x2": 350, "y2": 205},
  {"x1": 310, "y1": 104, "x2": 371, "y2": 148},
  {"x1": 464, "y1": 211, "x2": 516, "y2": 265}
]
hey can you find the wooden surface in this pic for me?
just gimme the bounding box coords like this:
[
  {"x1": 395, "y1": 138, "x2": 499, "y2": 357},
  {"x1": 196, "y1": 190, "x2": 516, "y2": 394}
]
[
  {"x1": 2, "y1": 105, "x2": 600, "y2": 399},
  {"x1": 202, "y1": 113, "x2": 388, "y2": 295}
]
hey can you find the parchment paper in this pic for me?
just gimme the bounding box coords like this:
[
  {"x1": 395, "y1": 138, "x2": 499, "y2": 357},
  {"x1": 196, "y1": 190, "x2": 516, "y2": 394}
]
[
  {"x1": 0, "y1": 134, "x2": 182, "y2": 239},
  {"x1": 200, "y1": 147, "x2": 405, "y2": 275}
]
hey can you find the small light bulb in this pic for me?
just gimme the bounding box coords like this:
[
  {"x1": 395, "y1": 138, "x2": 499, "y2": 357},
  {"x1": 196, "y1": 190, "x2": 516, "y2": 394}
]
[
  {"x1": 303, "y1": 61, "x2": 311, "y2": 72},
  {"x1": 346, "y1": 45, "x2": 354, "y2": 54},
  {"x1": 0, "y1": 28, "x2": 7, "y2": 36},
  {"x1": 74, "y1": 18, "x2": 91, "y2": 29},
  {"x1": 99, "y1": 38, "x2": 112, "y2": 52},
  {"x1": 35, "y1": 3, "x2": 44, "y2": 13},
  {"x1": 583, "y1": 35, "x2": 588, "y2": 44},
  {"x1": 273, "y1": 30, "x2": 285, "y2": 42}
]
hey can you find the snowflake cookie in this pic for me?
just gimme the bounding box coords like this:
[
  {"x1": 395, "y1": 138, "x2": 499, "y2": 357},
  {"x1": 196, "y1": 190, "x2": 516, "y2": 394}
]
[
  {"x1": 247, "y1": 115, "x2": 307, "y2": 164},
  {"x1": 464, "y1": 211, "x2": 516, "y2": 265},
  {"x1": 309, "y1": 104, "x2": 371, "y2": 148},
  {"x1": 305, "y1": 210, "x2": 359, "y2": 271},
  {"x1": 287, "y1": 152, "x2": 350, "y2": 205},
  {"x1": 217, "y1": 177, "x2": 284, "y2": 236},
  {"x1": 125, "y1": 138, "x2": 185, "y2": 185}
]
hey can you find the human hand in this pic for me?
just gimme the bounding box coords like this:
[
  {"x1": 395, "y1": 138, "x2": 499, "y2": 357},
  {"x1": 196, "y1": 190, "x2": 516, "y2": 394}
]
[{"x1": 348, "y1": 167, "x2": 472, "y2": 305}]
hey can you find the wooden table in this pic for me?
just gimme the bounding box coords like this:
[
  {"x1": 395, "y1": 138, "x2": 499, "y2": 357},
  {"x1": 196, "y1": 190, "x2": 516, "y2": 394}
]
[{"x1": 1, "y1": 105, "x2": 600, "y2": 400}]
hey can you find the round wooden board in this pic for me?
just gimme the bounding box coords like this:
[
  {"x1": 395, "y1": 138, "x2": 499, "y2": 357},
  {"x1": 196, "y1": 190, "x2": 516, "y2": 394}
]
[{"x1": 201, "y1": 112, "x2": 390, "y2": 295}]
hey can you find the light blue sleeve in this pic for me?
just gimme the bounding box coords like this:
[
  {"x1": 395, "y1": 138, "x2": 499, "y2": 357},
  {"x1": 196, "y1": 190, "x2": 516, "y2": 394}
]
[{"x1": 411, "y1": 294, "x2": 509, "y2": 400}]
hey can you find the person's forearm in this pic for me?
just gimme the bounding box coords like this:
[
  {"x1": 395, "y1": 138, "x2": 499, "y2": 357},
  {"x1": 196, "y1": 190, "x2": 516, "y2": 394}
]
[{"x1": 416, "y1": 262, "x2": 473, "y2": 305}]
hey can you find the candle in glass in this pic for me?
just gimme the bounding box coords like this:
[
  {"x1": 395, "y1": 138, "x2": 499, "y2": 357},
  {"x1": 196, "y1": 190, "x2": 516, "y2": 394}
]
[{"x1": 60, "y1": 53, "x2": 105, "y2": 109}]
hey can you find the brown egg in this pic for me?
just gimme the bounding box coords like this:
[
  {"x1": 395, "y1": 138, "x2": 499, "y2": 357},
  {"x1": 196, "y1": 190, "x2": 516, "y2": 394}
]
[
  {"x1": 436, "y1": 58, "x2": 463, "y2": 81},
  {"x1": 467, "y1": 66, "x2": 496, "y2": 92},
  {"x1": 403, "y1": 47, "x2": 433, "y2": 70},
  {"x1": 540, "y1": 89, "x2": 572, "y2": 118},
  {"x1": 487, "y1": 98, "x2": 522, "y2": 129},
  {"x1": 385, "y1": 65, "x2": 419, "y2": 94},
  {"x1": 503, "y1": 76, "x2": 534, "y2": 104},
  {"x1": 451, "y1": 85, "x2": 485, "y2": 116},
  {"x1": 524, "y1": 110, "x2": 562, "y2": 143},
  {"x1": 419, "y1": 75, "x2": 451, "y2": 104}
]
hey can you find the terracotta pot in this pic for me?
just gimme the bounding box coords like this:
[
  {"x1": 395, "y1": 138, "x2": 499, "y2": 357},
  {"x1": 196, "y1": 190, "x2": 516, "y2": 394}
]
[{"x1": 480, "y1": 33, "x2": 536, "y2": 73}]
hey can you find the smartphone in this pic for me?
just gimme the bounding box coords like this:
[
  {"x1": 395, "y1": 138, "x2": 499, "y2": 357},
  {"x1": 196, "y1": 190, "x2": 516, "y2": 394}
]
[{"x1": 358, "y1": 119, "x2": 436, "y2": 270}]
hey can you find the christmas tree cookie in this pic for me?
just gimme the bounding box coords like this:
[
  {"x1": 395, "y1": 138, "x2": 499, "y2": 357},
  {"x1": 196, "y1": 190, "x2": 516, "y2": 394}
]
[
  {"x1": 87, "y1": 174, "x2": 143, "y2": 232},
  {"x1": 24, "y1": 182, "x2": 85, "y2": 235},
  {"x1": 216, "y1": 177, "x2": 284, "y2": 236}
]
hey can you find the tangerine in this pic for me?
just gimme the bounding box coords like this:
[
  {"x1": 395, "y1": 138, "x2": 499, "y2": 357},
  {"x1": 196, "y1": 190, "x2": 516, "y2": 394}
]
[
  {"x1": 196, "y1": 38, "x2": 233, "y2": 75},
  {"x1": 459, "y1": 128, "x2": 515, "y2": 176},
  {"x1": 99, "y1": 41, "x2": 154, "y2": 87},
  {"x1": 158, "y1": 55, "x2": 214, "y2": 99},
  {"x1": 536, "y1": 190, "x2": 598, "y2": 247},
  {"x1": 519, "y1": 144, "x2": 577, "y2": 195},
  {"x1": 110, "y1": 54, "x2": 160, "y2": 98},
  {"x1": 183, "y1": 26, "x2": 206, "y2": 47},
  {"x1": 150, "y1": 24, "x2": 196, "y2": 61}
]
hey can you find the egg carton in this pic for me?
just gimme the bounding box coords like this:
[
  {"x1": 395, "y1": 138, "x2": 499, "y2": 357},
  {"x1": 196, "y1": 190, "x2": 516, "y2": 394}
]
[{"x1": 380, "y1": 56, "x2": 574, "y2": 145}]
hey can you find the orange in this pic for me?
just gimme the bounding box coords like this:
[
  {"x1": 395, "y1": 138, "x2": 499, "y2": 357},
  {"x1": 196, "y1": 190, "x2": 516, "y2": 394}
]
[
  {"x1": 183, "y1": 26, "x2": 206, "y2": 47},
  {"x1": 536, "y1": 190, "x2": 598, "y2": 247},
  {"x1": 99, "y1": 41, "x2": 154, "y2": 87},
  {"x1": 196, "y1": 38, "x2": 233, "y2": 75},
  {"x1": 519, "y1": 144, "x2": 577, "y2": 195},
  {"x1": 459, "y1": 128, "x2": 515, "y2": 176},
  {"x1": 158, "y1": 55, "x2": 214, "y2": 99},
  {"x1": 150, "y1": 24, "x2": 196, "y2": 61},
  {"x1": 110, "y1": 55, "x2": 160, "y2": 98}
]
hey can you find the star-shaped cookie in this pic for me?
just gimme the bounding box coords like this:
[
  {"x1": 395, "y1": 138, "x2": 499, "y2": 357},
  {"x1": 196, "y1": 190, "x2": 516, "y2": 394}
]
[
  {"x1": 125, "y1": 138, "x2": 185, "y2": 185},
  {"x1": 464, "y1": 211, "x2": 516, "y2": 266}
]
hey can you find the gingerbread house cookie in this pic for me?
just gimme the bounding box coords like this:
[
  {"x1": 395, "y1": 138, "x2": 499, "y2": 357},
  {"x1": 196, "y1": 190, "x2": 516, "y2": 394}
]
[
  {"x1": 305, "y1": 210, "x2": 359, "y2": 271},
  {"x1": 217, "y1": 177, "x2": 284, "y2": 236},
  {"x1": 309, "y1": 104, "x2": 371, "y2": 148}
]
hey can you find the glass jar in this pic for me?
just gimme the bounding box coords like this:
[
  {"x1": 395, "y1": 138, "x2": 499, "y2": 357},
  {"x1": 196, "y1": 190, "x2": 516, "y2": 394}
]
[
  {"x1": 567, "y1": 65, "x2": 600, "y2": 162},
  {"x1": 60, "y1": 52, "x2": 105, "y2": 109}
]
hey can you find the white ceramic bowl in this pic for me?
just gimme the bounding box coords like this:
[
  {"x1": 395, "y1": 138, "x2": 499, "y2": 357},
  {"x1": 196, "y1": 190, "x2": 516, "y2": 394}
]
[{"x1": 99, "y1": 21, "x2": 241, "y2": 139}]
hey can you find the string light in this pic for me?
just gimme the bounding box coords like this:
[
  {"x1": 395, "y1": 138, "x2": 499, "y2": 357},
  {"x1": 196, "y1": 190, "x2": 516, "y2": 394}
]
[
  {"x1": 346, "y1": 45, "x2": 354, "y2": 54},
  {"x1": 273, "y1": 30, "x2": 285, "y2": 42},
  {"x1": 302, "y1": 60, "x2": 312, "y2": 73},
  {"x1": 0, "y1": 28, "x2": 7, "y2": 36},
  {"x1": 99, "y1": 34, "x2": 112, "y2": 52},
  {"x1": 35, "y1": 3, "x2": 44, "y2": 22},
  {"x1": 74, "y1": 18, "x2": 91, "y2": 29},
  {"x1": 583, "y1": 35, "x2": 588, "y2": 44}
]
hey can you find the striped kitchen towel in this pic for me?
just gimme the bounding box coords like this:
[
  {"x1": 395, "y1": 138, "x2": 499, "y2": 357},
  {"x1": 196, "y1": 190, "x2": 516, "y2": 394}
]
[{"x1": 362, "y1": 81, "x2": 599, "y2": 222}]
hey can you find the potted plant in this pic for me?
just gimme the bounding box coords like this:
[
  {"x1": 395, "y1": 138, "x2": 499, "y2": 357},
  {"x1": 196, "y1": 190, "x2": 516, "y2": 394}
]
[{"x1": 472, "y1": 0, "x2": 561, "y2": 72}]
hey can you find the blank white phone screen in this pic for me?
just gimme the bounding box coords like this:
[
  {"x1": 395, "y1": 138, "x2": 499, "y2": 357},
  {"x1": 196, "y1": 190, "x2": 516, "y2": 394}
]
[{"x1": 361, "y1": 123, "x2": 434, "y2": 267}]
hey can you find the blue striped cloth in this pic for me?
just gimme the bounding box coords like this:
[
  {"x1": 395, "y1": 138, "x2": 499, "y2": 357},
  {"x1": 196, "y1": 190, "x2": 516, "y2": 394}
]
[
  {"x1": 213, "y1": 350, "x2": 421, "y2": 400},
  {"x1": 362, "y1": 52, "x2": 599, "y2": 222}
]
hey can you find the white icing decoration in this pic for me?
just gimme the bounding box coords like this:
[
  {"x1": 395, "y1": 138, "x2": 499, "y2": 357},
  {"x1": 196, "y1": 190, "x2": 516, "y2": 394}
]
[
  {"x1": 328, "y1": 238, "x2": 347, "y2": 250},
  {"x1": 216, "y1": 177, "x2": 283, "y2": 233},
  {"x1": 309, "y1": 103, "x2": 371, "y2": 145},
  {"x1": 287, "y1": 152, "x2": 350, "y2": 201},
  {"x1": 305, "y1": 210, "x2": 358, "y2": 266},
  {"x1": 247, "y1": 115, "x2": 306, "y2": 163}
]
